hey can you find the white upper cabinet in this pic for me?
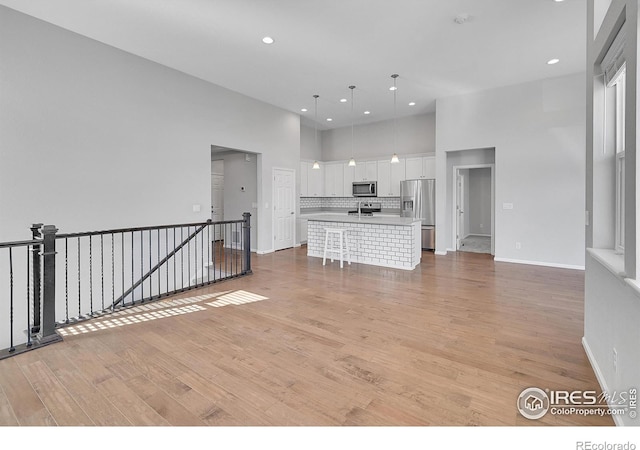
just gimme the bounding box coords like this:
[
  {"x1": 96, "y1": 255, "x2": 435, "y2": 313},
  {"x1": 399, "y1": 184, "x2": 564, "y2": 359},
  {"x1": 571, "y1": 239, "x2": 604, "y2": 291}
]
[
  {"x1": 323, "y1": 162, "x2": 344, "y2": 197},
  {"x1": 307, "y1": 162, "x2": 324, "y2": 196},
  {"x1": 405, "y1": 156, "x2": 435, "y2": 180},
  {"x1": 354, "y1": 161, "x2": 377, "y2": 182},
  {"x1": 343, "y1": 163, "x2": 355, "y2": 197},
  {"x1": 377, "y1": 159, "x2": 406, "y2": 197}
]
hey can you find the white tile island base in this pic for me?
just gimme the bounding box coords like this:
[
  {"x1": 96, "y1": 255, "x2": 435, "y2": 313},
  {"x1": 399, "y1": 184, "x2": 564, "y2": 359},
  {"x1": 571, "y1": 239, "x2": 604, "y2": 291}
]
[{"x1": 306, "y1": 215, "x2": 422, "y2": 270}]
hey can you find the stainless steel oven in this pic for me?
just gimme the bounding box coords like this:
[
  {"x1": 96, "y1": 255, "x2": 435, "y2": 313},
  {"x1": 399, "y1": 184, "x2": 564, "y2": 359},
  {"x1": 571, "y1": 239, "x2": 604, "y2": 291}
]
[{"x1": 352, "y1": 181, "x2": 377, "y2": 197}]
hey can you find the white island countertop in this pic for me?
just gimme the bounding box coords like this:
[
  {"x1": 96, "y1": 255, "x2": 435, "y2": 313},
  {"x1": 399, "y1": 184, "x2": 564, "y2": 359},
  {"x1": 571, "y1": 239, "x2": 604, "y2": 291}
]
[{"x1": 302, "y1": 213, "x2": 420, "y2": 226}]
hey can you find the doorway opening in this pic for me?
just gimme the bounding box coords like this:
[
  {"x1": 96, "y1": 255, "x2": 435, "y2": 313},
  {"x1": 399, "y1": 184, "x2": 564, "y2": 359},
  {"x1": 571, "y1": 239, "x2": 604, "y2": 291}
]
[
  {"x1": 453, "y1": 164, "x2": 495, "y2": 255},
  {"x1": 211, "y1": 159, "x2": 224, "y2": 241},
  {"x1": 211, "y1": 146, "x2": 258, "y2": 254}
]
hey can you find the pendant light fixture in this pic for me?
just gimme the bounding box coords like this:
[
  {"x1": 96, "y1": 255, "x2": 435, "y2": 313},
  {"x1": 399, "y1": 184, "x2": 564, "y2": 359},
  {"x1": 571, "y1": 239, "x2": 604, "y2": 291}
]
[
  {"x1": 390, "y1": 74, "x2": 400, "y2": 164},
  {"x1": 312, "y1": 94, "x2": 320, "y2": 169},
  {"x1": 348, "y1": 85, "x2": 356, "y2": 167}
]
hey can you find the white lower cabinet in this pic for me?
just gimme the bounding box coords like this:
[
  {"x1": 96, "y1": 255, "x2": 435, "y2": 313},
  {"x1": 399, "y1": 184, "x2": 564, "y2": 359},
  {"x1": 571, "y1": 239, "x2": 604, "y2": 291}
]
[{"x1": 298, "y1": 218, "x2": 308, "y2": 243}]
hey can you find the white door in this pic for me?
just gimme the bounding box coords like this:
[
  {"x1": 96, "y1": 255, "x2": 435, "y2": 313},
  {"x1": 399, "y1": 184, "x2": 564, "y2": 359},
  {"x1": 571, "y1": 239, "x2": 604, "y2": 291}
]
[
  {"x1": 273, "y1": 168, "x2": 295, "y2": 251},
  {"x1": 456, "y1": 173, "x2": 465, "y2": 250},
  {"x1": 211, "y1": 169, "x2": 224, "y2": 241}
]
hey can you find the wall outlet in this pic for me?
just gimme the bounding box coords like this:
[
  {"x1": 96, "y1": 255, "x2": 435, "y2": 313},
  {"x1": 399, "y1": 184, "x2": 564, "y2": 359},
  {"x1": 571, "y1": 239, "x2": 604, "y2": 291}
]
[
  {"x1": 192, "y1": 204, "x2": 201, "y2": 213},
  {"x1": 613, "y1": 348, "x2": 618, "y2": 373},
  {"x1": 515, "y1": 242, "x2": 521, "y2": 250}
]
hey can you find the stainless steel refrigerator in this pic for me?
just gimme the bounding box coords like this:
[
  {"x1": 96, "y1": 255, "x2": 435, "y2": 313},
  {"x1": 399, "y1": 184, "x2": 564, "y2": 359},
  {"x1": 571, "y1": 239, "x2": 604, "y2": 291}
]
[{"x1": 400, "y1": 179, "x2": 435, "y2": 250}]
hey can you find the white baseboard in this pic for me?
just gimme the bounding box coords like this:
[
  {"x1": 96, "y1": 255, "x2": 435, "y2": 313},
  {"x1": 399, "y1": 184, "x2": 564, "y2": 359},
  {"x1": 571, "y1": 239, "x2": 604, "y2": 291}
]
[
  {"x1": 493, "y1": 257, "x2": 584, "y2": 270},
  {"x1": 582, "y1": 337, "x2": 623, "y2": 426},
  {"x1": 256, "y1": 249, "x2": 274, "y2": 255},
  {"x1": 435, "y1": 250, "x2": 448, "y2": 256}
]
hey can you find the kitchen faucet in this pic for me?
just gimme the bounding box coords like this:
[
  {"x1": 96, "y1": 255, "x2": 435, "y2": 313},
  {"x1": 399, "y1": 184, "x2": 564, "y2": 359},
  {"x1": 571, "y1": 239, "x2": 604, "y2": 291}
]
[{"x1": 357, "y1": 201, "x2": 362, "y2": 220}]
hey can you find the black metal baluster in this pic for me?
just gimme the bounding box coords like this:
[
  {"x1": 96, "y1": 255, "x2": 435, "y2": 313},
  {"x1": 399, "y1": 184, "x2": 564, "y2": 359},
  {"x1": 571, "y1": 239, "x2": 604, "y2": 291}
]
[
  {"x1": 181, "y1": 227, "x2": 184, "y2": 290},
  {"x1": 26, "y1": 246, "x2": 32, "y2": 348},
  {"x1": 121, "y1": 232, "x2": 125, "y2": 308},
  {"x1": 165, "y1": 228, "x2": 169, "y2": 295},
  {"x1": 140, "y1": 230, "x2": 144, "y2": 302},
  {"x1": 235, "y1": 222, "x2": 238, "y2": 276},
  {"x1": 173, "y1": 227, "x2": 177, "y2": 292},
  {"x1": 131, "y1": 231, "x2": 134, "y2": 306},
  {"x1": 100, "y1": 234, "x2": 104, "y2": 311},
  {"x1": 9, "y1": 248, "x2": 15, "y2": 352},
  {"x1": 65, "y1": 238, "x2": 69, "y2": 323},
  {"x1": 157, "y1": 229, "x2": 160, "y2": 297},
  {"x1": 111, "y1": 233, "x2": 115, "y2": 312},
  {"x1": 225, "y1": 223, "x2": 228, "y2": 279},
  {"x1": 187, "y1": 226, "x2": 191, "y2": 288},
  {"x1": 148, "y1": 229, "x2": 152, "y2": 299},
  {"x1": 89, "y1": 235, "x2": 93, "y2": 315},
  {"x1": 207, "y1": 223, "x2": 211, "y2": 284},
  {"x1": 77, "y1": 238, "x2": 81, "y2": 319}
]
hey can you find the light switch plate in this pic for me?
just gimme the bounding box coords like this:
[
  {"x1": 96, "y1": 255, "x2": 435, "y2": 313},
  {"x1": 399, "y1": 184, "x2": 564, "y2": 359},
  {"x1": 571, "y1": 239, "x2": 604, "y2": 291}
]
[
  {"x1": 192, "y1": 204, "x2": 201, "y2": 212},
  {"x1": 503, "y1": 203, "x2": 514, "y2": 210}
]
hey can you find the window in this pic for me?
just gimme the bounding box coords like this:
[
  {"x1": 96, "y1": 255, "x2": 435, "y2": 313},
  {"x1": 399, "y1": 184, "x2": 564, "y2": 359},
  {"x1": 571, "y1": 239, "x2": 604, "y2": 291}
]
[
  {"x1": 601, "y1": 24, "x2": 626, "y2": 254},
  {"x1": 609, "y1": 65, "x2": 626, "y2": 254}
]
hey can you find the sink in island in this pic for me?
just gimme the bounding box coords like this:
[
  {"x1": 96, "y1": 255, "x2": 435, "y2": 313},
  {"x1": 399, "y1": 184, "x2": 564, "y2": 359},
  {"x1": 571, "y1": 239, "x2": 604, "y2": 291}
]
[{"x1": 305, "y1": 214, "x2": 422, "y2": 270}]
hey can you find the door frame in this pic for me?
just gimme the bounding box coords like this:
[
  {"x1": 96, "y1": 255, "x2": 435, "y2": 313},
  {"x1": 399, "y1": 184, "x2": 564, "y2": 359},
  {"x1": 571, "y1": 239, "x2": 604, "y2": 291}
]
[
  {"x1": 452, "y1": 163, "x2": 495, "y2": 255},
  {"x1": 456, "y1": 172, "x2": 465, "y2": 250},
  {"x1": 272, "y1": 167, "x2": 296, "y2": 251}
]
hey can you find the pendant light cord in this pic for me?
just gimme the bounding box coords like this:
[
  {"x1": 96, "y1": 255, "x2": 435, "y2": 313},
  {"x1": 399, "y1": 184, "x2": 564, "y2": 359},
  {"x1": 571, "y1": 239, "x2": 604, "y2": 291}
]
[{"x1": 350, "y1": 85, "x2": 355, "y2": 165}]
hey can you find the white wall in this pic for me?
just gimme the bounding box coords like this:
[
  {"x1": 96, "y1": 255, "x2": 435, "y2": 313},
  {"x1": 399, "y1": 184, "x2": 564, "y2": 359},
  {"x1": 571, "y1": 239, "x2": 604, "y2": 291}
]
[
  {"x1": 594, "y1": 0, "x2": 614, "y2": 37},
  {"x1": 301, "y1": 124, "x2": 323, "y2": 161},
  {"x1": 435, "y1": 73, "x2": 586, "y2": 268},
  {"x1": 321, "y1": 113, "x2": 435, "y2": 162},
  {"x1": 0, "y1": 6, "x2": 299, "y2": 255}
]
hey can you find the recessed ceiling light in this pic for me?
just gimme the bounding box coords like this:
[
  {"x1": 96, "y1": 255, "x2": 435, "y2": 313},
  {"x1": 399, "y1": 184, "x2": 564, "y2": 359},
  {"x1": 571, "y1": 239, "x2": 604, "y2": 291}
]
[
  {"x1": 301, "y1": 108, "x2": 307, "y2": 112},
  {"x1": 409, "y1": 102, "x2": 416, "y2": 106},
  {"x1": 262, "y1": 36, "x2": 274, "y2": 44},
  {"x1": 554, "y1": 0, "x2": 565, "y2": 2},
  {"x1": 389, "y1": 86, "x2": 397, "y2": 91},
  {"x1": 547, "y1": 58, "x2": 560, "y2": 65},
  {"x1": 340, "y1": 98, "x2": 347, "y2": 103},
  {"x1": 364, "y1": 111, "x2": 371, "y2": 115},
  {"x1": 326, "y1": 118, "x2": 333, "y2": 122}
]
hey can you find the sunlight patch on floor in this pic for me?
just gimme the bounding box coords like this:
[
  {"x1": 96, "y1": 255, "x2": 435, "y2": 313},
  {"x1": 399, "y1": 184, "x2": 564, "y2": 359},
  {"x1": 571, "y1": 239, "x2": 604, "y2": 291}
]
[
  {"x1": 205, "y1": 290, "x2": 269, "y2": 308},
  {"x1": 57, "y1": 290, "x2": 269, "y2": 336}
]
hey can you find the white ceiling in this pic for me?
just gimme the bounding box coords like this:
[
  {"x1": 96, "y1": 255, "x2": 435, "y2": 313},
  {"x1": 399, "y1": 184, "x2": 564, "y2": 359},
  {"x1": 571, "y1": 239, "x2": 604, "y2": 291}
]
[{"x1": 0, "y1": 0, "x2": 586, "y2": 130}]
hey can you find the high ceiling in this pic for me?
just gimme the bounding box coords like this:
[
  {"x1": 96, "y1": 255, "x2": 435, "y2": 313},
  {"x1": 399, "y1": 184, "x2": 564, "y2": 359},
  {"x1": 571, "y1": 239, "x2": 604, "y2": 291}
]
[{"x1": 0, "y1": 0, "x2": 586, "y2": 129}]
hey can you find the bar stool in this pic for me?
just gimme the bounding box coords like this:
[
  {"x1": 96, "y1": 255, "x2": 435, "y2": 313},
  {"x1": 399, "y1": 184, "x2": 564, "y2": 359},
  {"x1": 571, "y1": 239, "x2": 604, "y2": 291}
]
[{"x1": 323, "y1": 227, "x2": 351, "y2": 268}]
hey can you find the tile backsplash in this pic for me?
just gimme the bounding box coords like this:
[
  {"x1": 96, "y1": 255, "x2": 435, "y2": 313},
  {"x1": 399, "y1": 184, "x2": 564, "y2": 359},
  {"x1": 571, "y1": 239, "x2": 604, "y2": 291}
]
[{"x1": 301, "y1": 196, "x2": 400, "y2": 210}]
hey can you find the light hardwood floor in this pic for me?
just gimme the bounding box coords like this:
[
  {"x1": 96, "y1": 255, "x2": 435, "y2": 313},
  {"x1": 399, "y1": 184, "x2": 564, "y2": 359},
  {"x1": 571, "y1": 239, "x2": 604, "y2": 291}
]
[{"x1": 0, "y1": 248, "x2": 613, "y2": 426}]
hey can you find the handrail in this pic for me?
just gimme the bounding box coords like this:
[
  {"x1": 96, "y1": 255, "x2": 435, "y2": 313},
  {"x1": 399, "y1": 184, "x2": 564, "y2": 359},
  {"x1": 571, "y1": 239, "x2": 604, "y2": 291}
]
[
  {"x1": 0, "y1": 239, "x2": 41, "y2": 249},
  {"x1": 56, "y1": 219, "x2": 242, "y2": 239}
]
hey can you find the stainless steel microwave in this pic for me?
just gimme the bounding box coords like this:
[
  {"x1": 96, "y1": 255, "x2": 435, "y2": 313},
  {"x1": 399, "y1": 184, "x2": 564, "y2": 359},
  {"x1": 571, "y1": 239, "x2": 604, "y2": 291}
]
[{"x1": 352, "y1": 181, "x2": 377, "y2": 197}]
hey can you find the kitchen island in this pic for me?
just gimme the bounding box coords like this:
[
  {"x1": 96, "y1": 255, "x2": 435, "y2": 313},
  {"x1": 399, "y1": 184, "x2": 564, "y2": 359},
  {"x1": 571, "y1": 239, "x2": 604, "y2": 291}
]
[{"x1": 305, "y1": 214, "x2": 422, "y2": 270}]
